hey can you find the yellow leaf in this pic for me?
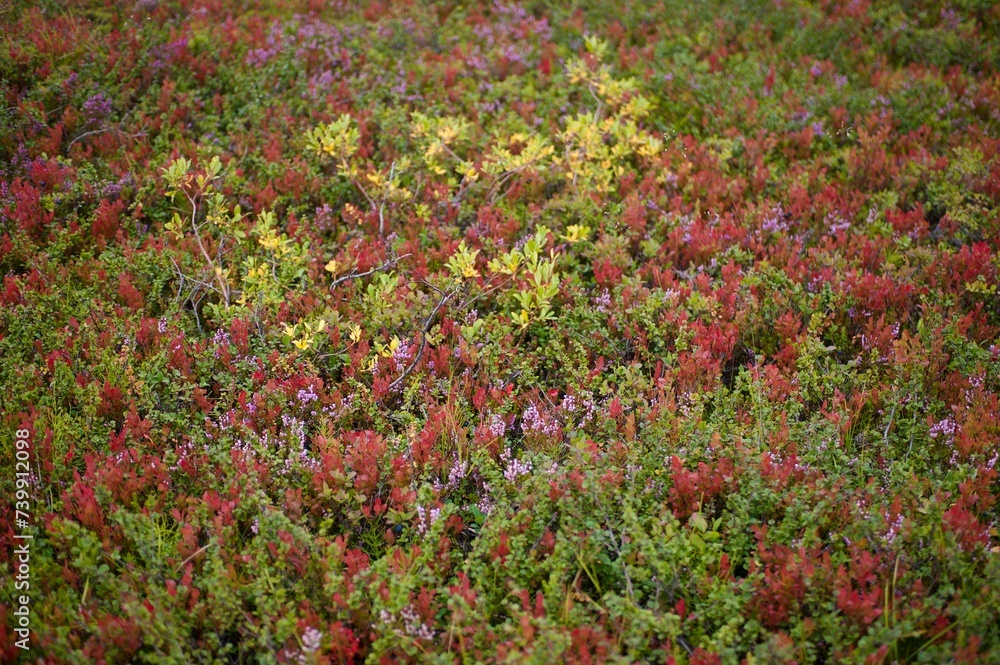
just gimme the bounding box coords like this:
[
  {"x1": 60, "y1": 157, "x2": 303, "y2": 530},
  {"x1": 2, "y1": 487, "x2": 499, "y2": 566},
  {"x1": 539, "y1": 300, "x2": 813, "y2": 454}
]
[{"x1": 562, "y1": 224, "x2": 591, "y2": 244}]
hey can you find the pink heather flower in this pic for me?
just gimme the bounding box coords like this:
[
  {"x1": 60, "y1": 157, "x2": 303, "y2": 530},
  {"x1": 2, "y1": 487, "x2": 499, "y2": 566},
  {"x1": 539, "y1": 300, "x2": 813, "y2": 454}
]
[
  {"x1": 761, "y1": 204, "x2": 789, "y2": 234},
  {"x1": 212, "y1": 330, "x2": 231, "y2": 358},
  {"x1": 476, "y1": 481, "x2": 495, "y2": 516},
  {"x1": 521, "y1": 404, "x2": 559, "y2": 436},
  {"x1": 297, "y1": 385, "x2": 318, "y2": 405},
  {"x1": 301, "y1": 627, "x2": 322, "y2": 653},
  {"x1": 281, "y1": 414, "x2": 306, "y2": 447},
  {"x1": 392, "y1": 339, "x2": 413, "y2": 364},
  {"x1": 415, "y1": 505, "x2": 441, "y2": 535},
  {"x1": 500, "y1": 447, "x2": 532, "y2": 482},
  {"x1": 592, "y1": 290, "x2": 612, "y2": 313},
  {"x1": 884, "y1": 514, "x2": 904, "y2": 545},
  {"x1": 929, "y1": 417, "x2": 956, "y2": 444},
  {"x1": 400, "y1": 605, "x2": 435, "y2": 640},
  {"x1": 435, "y1": 456, "x2": 469, "y2": 492},
  {"x1": 522, "y1": 404, "x2": 542, "y2": 430},
  {"x1": 826, "y1": 212, "x2": 851, "y2": 235},
  {"x1": 489, "y1": 414, "x2": 506, "y2": 438},
  {"x1": 448, "y1": 459, "x2": 468, "y2": 486},
  {"x1": 83, "y1": 93, "x2": 112, "y2": 122}
]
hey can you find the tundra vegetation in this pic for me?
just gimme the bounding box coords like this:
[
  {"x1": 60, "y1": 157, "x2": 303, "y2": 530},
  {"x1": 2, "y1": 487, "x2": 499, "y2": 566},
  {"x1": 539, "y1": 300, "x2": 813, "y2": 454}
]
[{"x1": 1, "y1": 0, "x2": 1000, "y2": 663}]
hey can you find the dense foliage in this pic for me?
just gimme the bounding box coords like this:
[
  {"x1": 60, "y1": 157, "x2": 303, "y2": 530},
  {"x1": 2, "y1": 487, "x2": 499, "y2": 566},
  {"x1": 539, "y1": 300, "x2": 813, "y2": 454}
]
[{"x1": 2, "y1": 0, "x2": 1000, "y2": 662}]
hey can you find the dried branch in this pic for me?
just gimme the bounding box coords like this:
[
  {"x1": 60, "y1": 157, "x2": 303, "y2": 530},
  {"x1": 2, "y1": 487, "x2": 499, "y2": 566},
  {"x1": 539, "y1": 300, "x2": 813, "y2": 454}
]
[
  {"x1": 387, "y1": 285, "x2": 460, "y2": 393},
  {"x1": 66, "y1": 123, "x2": 147, "y2": 151},
  {"x1": 455, "y1": 274, "x2": 514, "y2": 312},
  {"x1": 174, "y1": 542, "x2": 216, "y2": 572},
  {"x1": 329, "y1": 253, "x2": 411, "y2": 292}
]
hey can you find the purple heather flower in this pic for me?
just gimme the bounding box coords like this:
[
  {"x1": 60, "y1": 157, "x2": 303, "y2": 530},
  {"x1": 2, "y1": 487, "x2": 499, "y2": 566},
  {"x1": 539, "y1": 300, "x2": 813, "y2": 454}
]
[{"x1": 83, "y1": 93, "x2": 112, "y2": 122}]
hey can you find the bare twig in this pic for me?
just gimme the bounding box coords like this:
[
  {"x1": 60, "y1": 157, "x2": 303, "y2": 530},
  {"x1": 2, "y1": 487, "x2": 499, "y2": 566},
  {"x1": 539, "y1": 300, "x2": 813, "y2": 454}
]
[
  {"x1": 883, "y1": 403, "x2": 896, "y2": 445},
  {"x1": 66, "y1": 123, "x2": 147, "y2": 151},
  {"x1": 456, "y1": 274, "x2": 514, "y2": 311},
  {"x1": 528, "y1": 512, "x2": 560, "y2": 553},
  {"x1": 190, "y1": 291, "x2": 205, "y2": 332},
  {"x1": 174, "y1": 542, "x2": 215, "y2": 572},
  {"x1": 183, "y1": 190, "x2": 231, "y2": 306},
  {"x1": 329, "y1": 253, "x2": 411, "y2": 292},
  {"x1": 387, "y1": 286, "x2": 460, "y2": 393},
  {"x1": 170, "y1": 257, "x2": 186, "y2": 301},
  {"x1": 606, "y1": 524, "x2": 634, "y2": 600},
  {"x1": 169, "y1": 259, "x2": 220, "y2": 295},
  {"x1": 350, "y1": 174, "x2": 377, "y2": 214},
  {"x1": 487, "y1": 168, "x2": 522, "y2": 203},
  {"x1": 378, "y1": 160, "x2": 396, "y2": 238}
]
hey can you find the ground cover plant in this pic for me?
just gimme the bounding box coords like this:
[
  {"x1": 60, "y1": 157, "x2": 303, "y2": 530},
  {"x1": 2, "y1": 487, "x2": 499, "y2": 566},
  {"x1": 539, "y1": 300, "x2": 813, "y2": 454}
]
[{"x1": 1, "y1": 0, "x2": 1000, "y2": 662}]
